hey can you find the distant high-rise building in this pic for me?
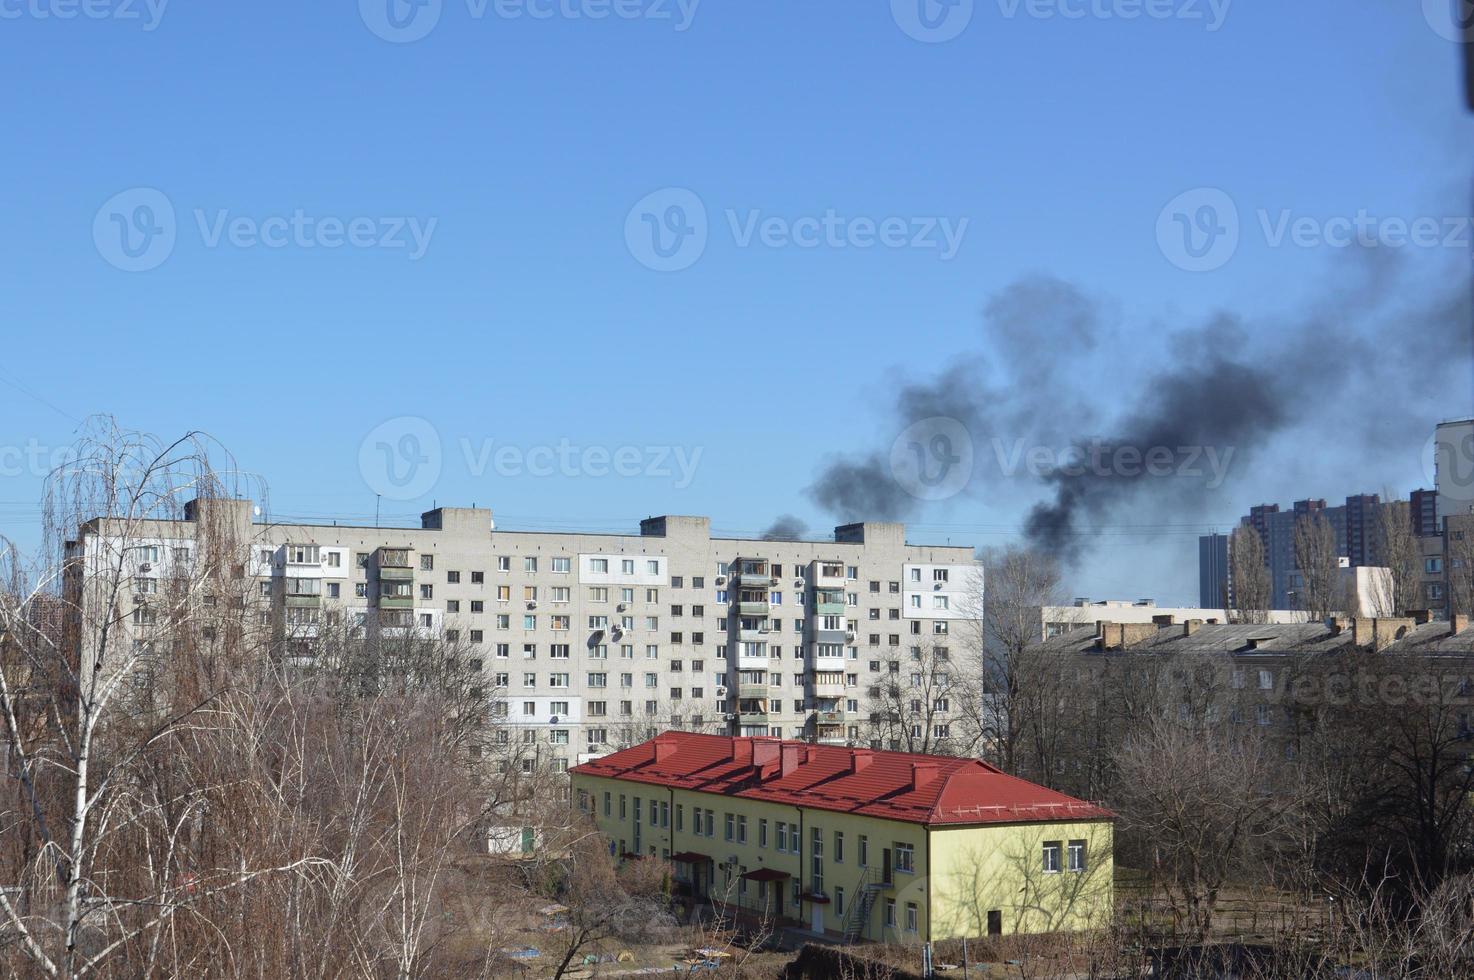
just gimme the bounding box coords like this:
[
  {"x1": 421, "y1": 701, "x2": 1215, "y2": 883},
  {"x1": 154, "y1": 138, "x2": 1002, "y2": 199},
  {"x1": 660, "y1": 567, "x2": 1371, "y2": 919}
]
[
  {"x1": 1344, "y1": 493, "x2": 1382, "y2": 567},
  {"x1": 1198, "y1": 532, "x2": 1230, "y2": 608},
  {"x1": 1411, "y1": 488, "x2": 1440, "y2": 537}
]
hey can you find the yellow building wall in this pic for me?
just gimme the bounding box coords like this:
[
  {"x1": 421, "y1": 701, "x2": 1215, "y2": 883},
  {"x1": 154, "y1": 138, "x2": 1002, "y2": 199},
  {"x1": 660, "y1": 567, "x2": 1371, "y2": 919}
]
[
  {"x1": 571, "y1": 774, "x2": 1112, "y2": 943},
  {"x1": 928, "y1": 821, "x2": 1114, "y2": 938}
]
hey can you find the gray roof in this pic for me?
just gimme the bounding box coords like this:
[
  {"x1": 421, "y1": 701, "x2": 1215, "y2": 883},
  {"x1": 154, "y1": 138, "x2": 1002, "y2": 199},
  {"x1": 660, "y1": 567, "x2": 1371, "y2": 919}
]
[{"x1": 1034, "y1": 620, "x2": 1474, "y2": 659}]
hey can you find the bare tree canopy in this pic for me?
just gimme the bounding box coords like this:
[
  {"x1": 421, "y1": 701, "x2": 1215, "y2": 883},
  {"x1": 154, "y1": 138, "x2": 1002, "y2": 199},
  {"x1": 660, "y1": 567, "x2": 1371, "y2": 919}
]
[
  {"x1": 1292, "y1": 513, "x2": 1341, "y2": 620},
  {"x1": 1228, "y1": 525, "x2": 1271, "y2": 624}
]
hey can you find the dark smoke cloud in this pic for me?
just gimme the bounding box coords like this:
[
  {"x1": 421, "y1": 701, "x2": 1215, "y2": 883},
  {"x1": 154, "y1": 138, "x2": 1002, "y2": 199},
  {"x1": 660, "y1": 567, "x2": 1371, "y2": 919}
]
[
  {"x1": 805, "y1": 254, "x2": 1474, "y2": 564},
  {"x1": 761, "y1": 515, "x2": 809, "y2": 541}
]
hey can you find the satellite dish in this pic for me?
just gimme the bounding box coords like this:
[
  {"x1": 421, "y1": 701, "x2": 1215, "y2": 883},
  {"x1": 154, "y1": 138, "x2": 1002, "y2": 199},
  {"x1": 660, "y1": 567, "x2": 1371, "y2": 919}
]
[
  {"x1": 252, "y1": 506, "x2": 262, "y2": 518},
  {"x1": 549, "y1": 715, "x2": 560, "y2": 724}
]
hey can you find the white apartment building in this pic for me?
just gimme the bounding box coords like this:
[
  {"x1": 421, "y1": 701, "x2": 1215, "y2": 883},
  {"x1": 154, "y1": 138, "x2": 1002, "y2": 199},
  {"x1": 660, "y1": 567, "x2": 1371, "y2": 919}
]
[{"x1": 67, "y1": 499, "x2": 982, "y2": 770}]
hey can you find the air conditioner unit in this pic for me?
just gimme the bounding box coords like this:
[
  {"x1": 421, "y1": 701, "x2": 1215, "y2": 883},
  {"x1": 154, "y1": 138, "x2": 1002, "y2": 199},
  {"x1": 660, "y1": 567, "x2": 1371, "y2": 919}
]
[
  {"x1": 715, "y1": 576, "x2": 726, "y2": 586},
  {"x1": 527, "y1": 601, "x2": 537, "y2": 609},
  {"x1": 139, "y1": 563, "x2": 153, "y2": 573},
  {"x1": 770, "y1": 577, "x2": 780, "y2": 586},
  {"x1": 794, "y1": 579, "x2": 803, "y2": 588},
  {"x1": 716, "y1": 686, "x2": 728, "y2": 697},
  {"x1": 617, "y1": 603, "x2": 627, "y2": 612},
  {"x1": 933, "y1": 582, "x2": 944, "y2": 590}
]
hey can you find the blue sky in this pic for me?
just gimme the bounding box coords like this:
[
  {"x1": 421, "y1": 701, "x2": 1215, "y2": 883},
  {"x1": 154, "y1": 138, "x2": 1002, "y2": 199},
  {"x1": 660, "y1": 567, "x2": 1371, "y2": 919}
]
[{"x1": 1, "y1": 0, "x2": 1471, "y2": 603}]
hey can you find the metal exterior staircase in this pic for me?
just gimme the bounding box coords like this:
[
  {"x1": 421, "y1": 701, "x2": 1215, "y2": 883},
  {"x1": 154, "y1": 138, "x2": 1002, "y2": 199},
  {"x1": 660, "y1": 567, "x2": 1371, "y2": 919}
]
[{"x1": 841, "y1": 867, "x2": 884, "y2": 944}]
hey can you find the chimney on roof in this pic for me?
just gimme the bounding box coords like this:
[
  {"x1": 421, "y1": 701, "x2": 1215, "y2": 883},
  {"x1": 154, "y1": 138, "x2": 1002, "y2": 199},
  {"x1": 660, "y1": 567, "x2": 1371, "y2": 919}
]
[
  {"x1": 804, "y1": 746, "x2": 818, "y2": 763},
  {"x1": 1326, "y1": 617, "x2": 1347, "y2": 637},
  {"x1": 1409, "y1": 609, "x2": 1433, "y2": 625},
  {"x1": 849, "y1": 749, "x2": 874, "y2": 774},
  {"x1": 752, "y1": 738, "x2": 780, "y2": 770},
  {"x1": 1452, "y1": 614, "x2": 1470, "y2": 637},
  {"x1": 910, "y1": 761, "x2": 940, "y2": 791},
  {"x1": 780, "y1": 743, "x2": 802, "y2": 778},
  {"x1": 732, "y1": 738, "x2": 754, "y2": 767},
  {"x1": 1152, "y1": 614, "x2": 1176, "y2": 627},
  {"x1": 654, "y1": 734, "x2": 678, "y2": 763},
  {"x1": 1184, "y1": 619, "x2": 1203, "y2": 637},
  {"x1": 1354, "y1": 617, "x2": 1415, "y2": 653}
]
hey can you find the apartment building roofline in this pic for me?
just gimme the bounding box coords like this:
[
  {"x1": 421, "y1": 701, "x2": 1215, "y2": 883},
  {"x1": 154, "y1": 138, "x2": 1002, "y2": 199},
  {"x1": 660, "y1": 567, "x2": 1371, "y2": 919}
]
[{"x1": 101, "y1": 500, "x2": 974, "y2": 551}]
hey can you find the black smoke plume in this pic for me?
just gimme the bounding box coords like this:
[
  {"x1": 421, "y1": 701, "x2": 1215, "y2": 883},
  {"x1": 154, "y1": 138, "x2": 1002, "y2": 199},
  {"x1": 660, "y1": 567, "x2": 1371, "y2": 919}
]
[{"x1": 807, "y1": 253, "x2": 1473, "y2": 563}]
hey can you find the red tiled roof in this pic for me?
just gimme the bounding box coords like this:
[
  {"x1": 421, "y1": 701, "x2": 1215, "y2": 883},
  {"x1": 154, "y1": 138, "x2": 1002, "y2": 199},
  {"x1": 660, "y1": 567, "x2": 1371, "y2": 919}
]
[{"x1": 571, "y1": 732, "x2": 1112, "y2": 827}]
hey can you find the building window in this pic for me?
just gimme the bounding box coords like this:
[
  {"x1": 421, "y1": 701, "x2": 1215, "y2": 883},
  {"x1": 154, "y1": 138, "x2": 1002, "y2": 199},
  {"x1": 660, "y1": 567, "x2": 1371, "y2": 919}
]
[
  {"x1": 884, "y1": 899, "x2": 896, "y2": 928},
  {"x1": 894, "y1": 842, "x2": 914, "y2": 874},
  {"x1": 1067, "y1": 839, "x2": 1087, "y2": 873},
  {"x1": 905, "y1": 902, "x2": 918, "y2": 932},
  {"x1": 1042, "y1": 841, "x2": 1062, "y2": 874}
]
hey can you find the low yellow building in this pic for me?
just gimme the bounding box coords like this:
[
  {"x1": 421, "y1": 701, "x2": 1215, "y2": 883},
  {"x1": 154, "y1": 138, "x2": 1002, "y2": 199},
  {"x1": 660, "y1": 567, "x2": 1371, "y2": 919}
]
[{"x1": 570, "y1": 733, "x2": 1113, "y2": 943}]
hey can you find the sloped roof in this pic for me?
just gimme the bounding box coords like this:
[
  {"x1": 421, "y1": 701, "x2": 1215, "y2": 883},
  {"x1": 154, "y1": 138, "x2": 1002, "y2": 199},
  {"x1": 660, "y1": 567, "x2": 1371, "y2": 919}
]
[{"x1": 570, "y1": 732, "x2": 1111, "y2": 828}]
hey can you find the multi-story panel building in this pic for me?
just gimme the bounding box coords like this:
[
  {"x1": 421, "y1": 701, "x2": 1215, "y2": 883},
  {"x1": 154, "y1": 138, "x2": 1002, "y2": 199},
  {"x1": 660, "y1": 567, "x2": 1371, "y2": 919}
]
[
  {"x1": 571, "y1": 732, "x2": 1113, "y2": 941},
  {"x1": 65, "y1": 498, "x2": 981, "y2": 769}
]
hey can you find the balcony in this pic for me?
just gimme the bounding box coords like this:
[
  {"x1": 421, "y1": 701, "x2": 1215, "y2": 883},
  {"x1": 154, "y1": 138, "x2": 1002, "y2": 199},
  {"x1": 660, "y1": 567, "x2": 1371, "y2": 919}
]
[
  {"x1": 737, "y1": 655, "x2": 771, "y2": 671},
  {"x1": 737, "y1": 600, "x2": 770, "y2": 617},
  {"x1": 738, "y1": 712, "x2": 770, "y2": 726},
  {"x1": 739, "y1": 683, "x2": 776, "y2": 700},
  {"x1": 815, "y1": 600, "x2": 847, "y2": 617},
  {"x1": 379, "y1": 567, "x2": 414, "y2": 582},
  {"x1": 734, "y1": 571, "x2": 773, "y2": 588},
  {"x1": 812, "y1": 679, "x2": 845, "y2": 697},
  {"x1": 738, "y1": 628, "x2": 771, "y2": 644},
  {"x1": 813, "y1": 563, "x2": 847, "y2": 590},
  {"x1": 815, "y1": 710, "x2": 847, "y2": 726},
  {"x1": 378, "y1": 549, "x2": 412, "y2": 569}
]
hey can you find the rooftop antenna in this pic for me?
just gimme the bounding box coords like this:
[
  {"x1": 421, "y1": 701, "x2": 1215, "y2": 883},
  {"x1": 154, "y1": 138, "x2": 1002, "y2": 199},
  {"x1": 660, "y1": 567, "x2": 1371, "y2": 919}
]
[{"x1": 375, "y1": 494, "x2": 381, "y2": 529}]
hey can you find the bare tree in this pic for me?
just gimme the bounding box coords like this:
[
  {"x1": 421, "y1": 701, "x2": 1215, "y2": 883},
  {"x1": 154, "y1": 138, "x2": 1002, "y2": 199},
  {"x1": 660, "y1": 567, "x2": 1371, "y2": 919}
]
[
  {"x1": 1292, "y1": 513, "x2": 1341, "y2": 621},
  {"x1": 1228, "y1": 525, "x2": 1271, "y2": 624},
  {"x1": 1112, "y1": 716, "x2": 1308, "y2": 940},
  {"x1": 1369, "y1": 500, "x2": 1421, "y2": 616},
  {"x1": 523, "y1": 822, "x2": 677, "y2": 980},
  {"x1": 1448, "y1": 516, "x2": 1474, "y2": 616},
  {"x1": 0, "y1": 420, "x2": 543, "y2": 978},
  {"x1": 862, "y1": 642, "x2": 971, "y2": 755},
  {"x1": 972, "y1": 545, "x2": 1065, "y2": 773}
]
